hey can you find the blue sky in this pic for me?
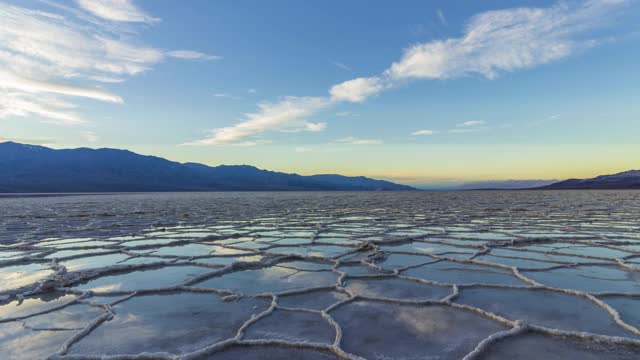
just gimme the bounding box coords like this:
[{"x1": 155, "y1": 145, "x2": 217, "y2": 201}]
[{"x1": 0, "y1": 0, "x2": 639, "y2": 187}]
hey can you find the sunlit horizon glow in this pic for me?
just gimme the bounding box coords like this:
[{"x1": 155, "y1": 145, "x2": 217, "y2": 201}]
[{"x1": 1, "y1": 0, "x2": 639, "y2": 186}]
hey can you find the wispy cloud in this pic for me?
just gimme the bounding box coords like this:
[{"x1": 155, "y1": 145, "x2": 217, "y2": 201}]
[
  {"x1": 90, "y1": 76, "x2": 126, "y2": 83},
  {"x1": 332, "y1": 61, "x2": 352, "y2": 71},
  {"x1": 412, "y1": 129, "x2": 436, "y2": 136},
  {"x1": 386, "y1": 1, "x2": 623, "y2": 80},
  {"x1": 167, "y1": 50, "x2": 221, "y2": 61},
  {"x1": 231, "y1": 140, "x2": 273, "y2": 147},
  {"x1": 436, "y1": 9, "x2": 448, "y2": 26},
  {"x1": 81, "y1": 130, "x2": 98, "y2": 142},
  {"x1": 187, "y1": 0, "x2": 627, "y2": 145},
  {"x1": 183, "y1": 96, "x2": 329, "y2": 146},
  {"x1": 458, "y1": 120, "x2": 485, "y2": 127},
  {"x1": 330, "y1": 77, "x2": 384, "y2": 103},
  {"x1": 335, "y1": 136, "x2": 382, "y2": 145},
  {"x1": 74, "y1": 0, "x2": 159, "y2": 23},
  {"x1": 449, "y1": 121, "x2": 488, "y2": 133},
  {"x1": 0, "y1": 1, "x2": 217, "y2": 125},
  {"x1": 213, "y1": 93, "x2": 242, "y2": 100}
]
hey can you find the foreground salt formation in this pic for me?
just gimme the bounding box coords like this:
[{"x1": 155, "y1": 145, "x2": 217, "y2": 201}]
[{"x1": 0, "y1": 191, "x2": 639, "y2": 359}]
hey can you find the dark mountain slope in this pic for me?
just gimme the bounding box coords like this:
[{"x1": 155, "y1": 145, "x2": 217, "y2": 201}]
[
  {"x1": 538, "y1": 170, "x2": 640, "y2": 190},
  {"x1": 0, "y1": 142, "x2": 414, "y2": 192}
]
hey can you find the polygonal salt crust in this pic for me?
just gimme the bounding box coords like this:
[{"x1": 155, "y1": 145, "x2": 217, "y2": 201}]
[
  {"x1": 490, "y1": 248, "x2": 610, "y2": 264},
  {"x1": 375, "y1": 253, "x2": 436, "y2": 269},
  {"x1": 0, "y1": 292, "x2": 75, "y2": 320},
  {"x1": 156, "y1": 244, "x2": 250, "y2": 257},
  {"x1": 60, "y1": 253, "x2": 154, "y2": 272},
  {"x1": 603, "y1": 297, "x2": 640, "y2": 329},
  {"x1": 0, "y1": 322, "x2": 75, "y2": 360},
  {"x1": 21, "y1": 304, "x2": 103, "y2": 330},
  {"x1": 456, "y1": 288, "x2": 636, "y2": 338},
  {"x1": 266, "y1": 245, "x2": 354, "y2": 258},
  {"x1": 196, "y1": 266, "x2": 339, "y2": 295},
  {"x1": 121, "y1": 237, "x2": 181, "y2": 247},
  {"x1": 539, "y1": 244, "x2": 633, "y2": 259},
  {"x1": 45, "y1": 248, "x2": 114, "y2": 259},
  {"x1": 69, "y1": 292, "x2": 269, "y2": 355},
  {"x1": 332, "y1": 300, "x2": 507, "y2": 359},
  {"x1": 278, "y1": 290, "x2": 349, "y2": 310},
  {"x1": 4, "y1": 192, "x2": 640, "y2": 359},
  {"x1": 380, "y1": 241, "x2": 476, "y2": 255},
  {"x1": 73, "y1": 265, "x2": 212, "y2": 292},
  {"x1": 403, "y1": 260, "x2": 526, "y2": 286},
  {"x1": 345, "y1": 278, "x2": 451, "y2": 300},
  {"x1": 276, "y1": 260, "x2": 335, "y2": 271},
  {"x1": 522, "y1": 266, "x2": 640, "y2": 293},
  {"x1": 0, "y1": 304, "x2": 104, "y2": 359},
  {"x1": 194, "y1": 255, "x2": 264, "y2": 266},
  {"x1": 0, "y1": 263, "x2": 53, "y2": 292},
  {"x1": 244, "y1": 309, "x2": 335, "y2": 343},
  {"x1": 473, "y1": 254, "x2": 564, "y2": 269},
  {"x1": 336, "y1": 264, "x2": 388, "y2": 276},
  {"x1": 478, "y1": 333, "x2": 640, "y2": 360},
  {"x1": 204, "y1": 345, "x2": 340, "y2": 359}
]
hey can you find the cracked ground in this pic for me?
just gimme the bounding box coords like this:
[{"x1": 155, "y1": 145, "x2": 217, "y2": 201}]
[{"x1": 1, "y1": 191, "x2": 640, "y2": 359}]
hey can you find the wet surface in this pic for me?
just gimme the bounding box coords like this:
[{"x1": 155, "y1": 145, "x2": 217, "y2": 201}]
[{"x1": 1, "y1": 191, "x2": 640, "y2": 359}]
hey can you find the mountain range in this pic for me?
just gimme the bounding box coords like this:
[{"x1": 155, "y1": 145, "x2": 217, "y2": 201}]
[
  {"x1": 538, "y1": 170, "x2": 640, "y2": 190},
  {"x1": 0, "y1": 142, "x2": 413, "y2": 192}
]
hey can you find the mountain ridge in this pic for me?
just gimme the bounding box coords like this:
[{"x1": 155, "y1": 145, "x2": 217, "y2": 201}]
[
  {"x1": 537, "y1": 170, "x2": 640, "y2": 190},
  {"x1": 0, "y1": 142, "x2": 414, "y2": 192}
]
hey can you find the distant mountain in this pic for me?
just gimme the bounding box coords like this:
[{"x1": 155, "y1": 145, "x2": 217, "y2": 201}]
[
  {"x1": 538, "y1": 170, "x2": 640, "y2": 190},
  {"x1": 0, "y1": 142, "x2": 414, "y2": 192},
  {"x1": 448, "y1": 179, "x2": 558, "y2": 190}
]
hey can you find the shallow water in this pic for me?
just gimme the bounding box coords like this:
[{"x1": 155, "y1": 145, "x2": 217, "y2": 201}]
[{"x1": 1, "y1": 191, "x2": 639, "y2": 359}]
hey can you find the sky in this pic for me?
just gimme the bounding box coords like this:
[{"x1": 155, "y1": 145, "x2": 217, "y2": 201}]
[{"x1": 0, "y1": 0, "x2": 639, "y2": 188}]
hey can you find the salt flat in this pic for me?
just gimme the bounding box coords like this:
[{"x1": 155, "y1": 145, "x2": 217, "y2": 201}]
[{"x1": 1, "y1": 191, "x2": 639, "y2": 359}]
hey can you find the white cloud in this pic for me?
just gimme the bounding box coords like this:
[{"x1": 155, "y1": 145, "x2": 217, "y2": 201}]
[
  {"x1": 436, "y1": 9, "x2": 448, "y2": 26},
  {"x1": 184, "y1": 96, "x2": 330, "y2": 146},
  {"x1": 0, "y1": 2, "x2": 217, "y2": 125},
  {"x1": 213, "y1": 93, "x2": 242, "y2": 100},
  {"x1": 0, "y1": 92, "x2": 84, "y2": 125},
  {"x1": 386, "y1": 1, "x2": 624, "y2": 80},
  {"x1": 412, "y1": 129, "x2": 436, "y2": 135},
  {"x1": 74, "y1": 0, "x2": 159, "y2": 23},
  {"x1": 231, "y1": 140, "x2": 273, "y2": 147},
  {"x1": 248, "y1": 88, "x2": 257, "y2": 94},
  {"x1": 335, "y1": 136, "x2": 382, "y2": 145},
  {"x1": 295, "y1": 146, "x2": 313, "y2": 153},
  {"x1": 187, "y1": 0, "x2": 627, "y2": 146},
  {"x1": 90, "y1": 76, "x2": 125, "y2": 83},
  {"x1": 81, "y1": 130, "x2": 98, "y2": 142},
  {"x1": 449, "y1": 120, "x2": 487, "y2": 133},
  {"x1": 167, "y1": 50, "x2": 222, "y2": 61},
  {"x1": 1, "y1": 71, "x2": 123, "y2": 104},
  {"x1": 458, "y1": 120, "x2": 485, "y2": 127},
  {"x1": 330, "y1": 77, "x2": 384, "y2": 103},
  {"x1": 305, "y1": 122, "x2": 327, "y2": 132}
]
